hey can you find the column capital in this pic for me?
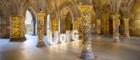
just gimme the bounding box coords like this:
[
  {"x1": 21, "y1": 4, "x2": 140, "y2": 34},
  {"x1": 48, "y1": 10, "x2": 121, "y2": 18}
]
[
  {"x1": 111, "y1": 14, "x2": 120, "y2": 20},
  {"x1": 37, "y1": 11, "x2": 46, "y2": 20},
  {"x1": 123, "y1": 17, "x2": 129, "y2": 21}
]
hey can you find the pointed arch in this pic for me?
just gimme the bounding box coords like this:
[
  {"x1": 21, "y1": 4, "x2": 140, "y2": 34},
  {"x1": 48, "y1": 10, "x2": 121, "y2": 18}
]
[{"x1": 24, "y1": 7, "x2": 37, "y2": 36}]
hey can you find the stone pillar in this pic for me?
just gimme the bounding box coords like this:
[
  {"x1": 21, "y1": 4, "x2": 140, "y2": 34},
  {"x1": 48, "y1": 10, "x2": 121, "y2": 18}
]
[
  {"x1": 10, "y1": 16, "x2": 25, "y2": 41},
  {"x1": 58, "y1": 18, "x2": 61, "y2": 33},
  {"x1": 96, "y1": 19, "x2": 101, "y2": 40},
  {"x1": 102, "y1": 14, "x2": 110, "y2": 35},
  {"x1": 81, "y1": 14, "x2": 96, "y2": 60},
  {"x1": 36, "y1": 11, "x2": 46, "y2": 47},
  {"x1": 47, "y1": 14, "x2": 51, "y2": 32},
  {"x1": 112, "y1": 14, "x2": 120, "y2": 42},
  {"x1": 58, "y1": 17, "x2": 61, "y2": 42},
  {"x1": 96, "y1": 19, "x2": 101, "y2": 34},
  {"x1": 106, "y1": 19, "x2": 110, "y2": 34},
  {"x1": 123, "y1": 18, "x2": 130, "y2": 39},
  {"x1": 78, "y1": 17, "x2": 85, "y2": 39}
]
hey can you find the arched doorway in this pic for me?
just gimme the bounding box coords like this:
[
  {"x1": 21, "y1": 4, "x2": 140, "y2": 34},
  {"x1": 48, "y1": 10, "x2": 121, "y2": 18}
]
[
  {"x1": 25, "y1": 9, "x2": 37, "y2": 37},
  {"x1": 61, "y1": 13, "x2": 73, "y2": 33},
  {"x1": 109, "y1": 17, "x2": 113, "y2": 35},
  {"x1": 130, "y1": 7, "x2": 140, "y2": 36},
  {"x1": 65, "y1": 13, "x2": 73, "y2": 31}
]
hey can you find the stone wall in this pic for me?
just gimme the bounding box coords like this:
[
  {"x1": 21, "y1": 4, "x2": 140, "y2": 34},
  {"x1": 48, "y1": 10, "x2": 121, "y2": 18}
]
[
  {"x1": 130, "y1": 20, "x2": 140, "y2": 36},
  {"x1": 130, "y1": 6, "x2": 140, "y2": 37},
  {"x1": 0, "y1": 18, "x2": 10, "y2": 38}
]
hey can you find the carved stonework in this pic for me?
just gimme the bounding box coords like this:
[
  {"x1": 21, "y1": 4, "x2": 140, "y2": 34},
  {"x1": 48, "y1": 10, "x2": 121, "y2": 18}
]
[
  {"x1": 112, "y1": 14, "x2": 120, "y2": 42},
  {"x1": 51, "y1": 18, "x2": 58, "y2": 33},
  {"x1": 79, "y1": 4, "x2": 96, "y2": 60},
  {"x1": 80, "y1": 14, "x2": 96, "y2": 60},
  {"x1": 78, "y1": 17, "x2": 86, "y2": 39},
  {"x1": 96, "y1": 19, "x2": 101, "y2": 35},
  {"x1": 37, "y1": 11, "x2": 46, "y2": 47},
  {"x1": 123, "y1": 18, "x2": 130, "y2": 39},
  {"x1": 101, "y1": 13, "x2": 110, "y2": 35},
  {"x1": 74, "y1": 18, "x2": 80, "y2": 30},
  {"x1": 10, "y1": 16, "x2": 25, "y2": 41}
]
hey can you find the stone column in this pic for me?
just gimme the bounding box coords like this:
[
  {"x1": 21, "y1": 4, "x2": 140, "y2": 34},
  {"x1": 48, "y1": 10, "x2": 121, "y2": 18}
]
[
  {"x1": 78, "y1": 17, "x2": 86, "y2": 40},
  {"x1": 58, "y1": 18, "x2": 61, "y2": 33},
  {"x1": 57, "y1": 17, "x2": 61, "y2": 43},
  {"x1": 81, "y1": 14, "x2": 96, "y2": 60},
  {"x1": 36, "y1": 11, "x2": 46, "y2": 47},
  {"x1": 112, "y1": 14, "x2": 120, "y2": 42},
  {"x1": 102, "y1": 14, "x2": 110, "y2": 35},
  {"x1": 10, "y1": 16, "x2": 25, "y2": 41},
  {"x1": 47, "y1": 14, "x2": 51, "y2": 32},
  {"x1": 96, "y1": 19, "x2": 101, "y2": 40},
  {"x1": 123, "y1": 18, "x2": 130, "y2": 39}
]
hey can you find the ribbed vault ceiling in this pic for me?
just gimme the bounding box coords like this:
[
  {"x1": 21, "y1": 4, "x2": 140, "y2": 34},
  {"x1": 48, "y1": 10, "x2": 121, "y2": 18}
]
[{"x1": 0, "y1": 0, "x2": 139, "y2": 18}]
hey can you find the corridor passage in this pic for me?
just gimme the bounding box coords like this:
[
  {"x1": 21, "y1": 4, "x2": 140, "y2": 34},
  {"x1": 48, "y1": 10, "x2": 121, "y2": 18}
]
[{"x1": 0, "y1": 36, "x2": 140, "y2": 60}]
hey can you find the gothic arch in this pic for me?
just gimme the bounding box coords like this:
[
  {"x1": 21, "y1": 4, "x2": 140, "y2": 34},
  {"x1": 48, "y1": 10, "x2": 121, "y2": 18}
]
[
  {"x1": 24, "y1": 7, "x2": 37, "y2": 36},
  {"x1": 56, "y1": 1, "x2": 80, "y2": 19},
  {"x1": 59, "y1": 6, "x2": 80, "y2": 33},
  {"x1": 129, "y1": 1, "x2": 140, "y2": 36}
]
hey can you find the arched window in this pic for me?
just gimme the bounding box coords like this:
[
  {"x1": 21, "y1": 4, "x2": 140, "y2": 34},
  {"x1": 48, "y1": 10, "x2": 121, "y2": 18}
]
[
  {"x1": 25, "y1": 10, "x2": 32, "y2": 25},
  {"x1": 25, "y1": 10, "x2": 33, "y2": 35}
]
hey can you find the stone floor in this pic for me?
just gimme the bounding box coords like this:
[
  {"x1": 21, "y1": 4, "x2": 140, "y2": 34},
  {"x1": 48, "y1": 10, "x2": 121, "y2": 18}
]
[{"x1": 0, "y1": 35, "x2": 140, "y2": 60}]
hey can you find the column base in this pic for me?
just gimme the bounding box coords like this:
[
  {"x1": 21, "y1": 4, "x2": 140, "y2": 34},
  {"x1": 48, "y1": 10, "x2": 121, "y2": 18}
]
[
  {"x1": 80, "y1": 49, "x2": 96, "y2": 60},
  {"x1": 113, "y1": 36, "x2": 120, "y2": 42},
  {"x1": 10, "y1": 37, "x2": 26, "y2": 42},
  {"x1": 0, "y1": 36, "x2": 9, "y2": 39},
  {"x1": 94, "y1": 35, "x2": 101, "y2": 41},
  {"x1": 125, "y1": 34, "x2": 130, "y2": 40},
  {"x1": 36, "y1": 42, "x2": 46, "y2": 47},
  {"x1": 0, "y1": 34, "x2": 10, "y2": 38}
]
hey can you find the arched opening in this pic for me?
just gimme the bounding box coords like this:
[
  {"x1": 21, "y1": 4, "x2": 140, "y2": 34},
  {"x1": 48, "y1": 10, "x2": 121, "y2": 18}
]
[
  {"x1": 120, "y1": 18, "x2": 124, "y2": 35},
  {"x1": 65, "y1": 13, "x2": 73, "y2": 31},
  {"x1": 109, "y1": 17, "x2": 113, "y2": 35},
  {"x1": 25, "y1": 9, "x2": 37, "y2": 37},
  {"x1": 61, "y1": 13, "x2": 73, "y2": 33},
  {"x1": 130, "y1": 7, "x2": 140, "y2": 36}
]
